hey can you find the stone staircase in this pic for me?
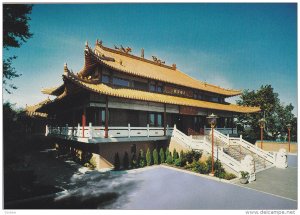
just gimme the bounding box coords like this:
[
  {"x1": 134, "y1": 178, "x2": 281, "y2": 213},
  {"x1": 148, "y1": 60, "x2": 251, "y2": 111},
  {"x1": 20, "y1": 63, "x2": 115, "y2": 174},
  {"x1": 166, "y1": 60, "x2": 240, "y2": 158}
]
[
  {"x1": 223, "y1": 145, "x2": 273, "y2": 172},
  {"x1": 172, "y1": 126, "x2": 276, "y2": 175}
]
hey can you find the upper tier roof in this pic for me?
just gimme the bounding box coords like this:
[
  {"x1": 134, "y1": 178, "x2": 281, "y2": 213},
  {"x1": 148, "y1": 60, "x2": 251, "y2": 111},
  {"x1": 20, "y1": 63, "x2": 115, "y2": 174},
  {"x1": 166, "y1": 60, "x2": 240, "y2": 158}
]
[{"x1": 90, "y1": 42, "x2": 242, "y2": 97}]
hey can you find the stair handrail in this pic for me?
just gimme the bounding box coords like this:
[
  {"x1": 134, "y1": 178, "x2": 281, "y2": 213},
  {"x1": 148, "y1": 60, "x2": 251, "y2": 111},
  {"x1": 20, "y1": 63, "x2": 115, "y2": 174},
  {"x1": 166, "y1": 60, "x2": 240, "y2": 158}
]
[
  {"x1": 173, "y1": 127, "x2": 241, "y2": 173},
  {"x1": 237, "y1": 138, "x2": 275, "y2": 163},
  {"x1": 213, "y1": 129, "x2": 275, "y2": 164}
]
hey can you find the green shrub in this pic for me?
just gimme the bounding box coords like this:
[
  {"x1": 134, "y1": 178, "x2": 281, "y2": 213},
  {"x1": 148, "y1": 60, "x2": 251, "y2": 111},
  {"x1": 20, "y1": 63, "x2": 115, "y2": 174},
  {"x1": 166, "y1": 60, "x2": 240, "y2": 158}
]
[
  {"x1": 224, "y1": 173, "x2": 237, "y2": 180},
  {"x1": 193, "y1": 150, "x2": 202, "y2": 161},
  {"x1": 153, "y1": 148, "x2": 159, "y2": 165},
  {"x1": 185, "y1": 151, "x2": 194, "y2": 164},
  {"x1": 172, "y1": 148, "x2": 179, "y2": 161},
  {"x1": 114, "y1": 152, "x2": 120, "y2": 170},
  {"x1": 214, "y1": 160, "x2": 225, "y2": 178},
  {"x1": 174, "y1": 158, "x2": 182, "y2": 167},
  {"x1": 146, "y1": 148, "x2": 152, "y2": 166},
  {"x1": 166, "y1": 153, "x2": 173, "y2": 165},
  {"x1": 180, "y1": 150, "x2": 187, "y2": 167},
  {"x1": 159, "y1": 148, "x2": 165, "y2": 163},
  {"x1": 165, "y1": 148, "x2": 170, "y2": 162},
  {"x1": 123, "y1": 151, "x2": 129, "y2": 169},
  {"x1": 130, "y1": 154, "x2": 137, "y2": 169},
  {"x1": 198, "y1": 161, "x2": 209, "y2": 174},
  {"x1": 138, "y1": 149, "x2": 146, "y2": 168}
]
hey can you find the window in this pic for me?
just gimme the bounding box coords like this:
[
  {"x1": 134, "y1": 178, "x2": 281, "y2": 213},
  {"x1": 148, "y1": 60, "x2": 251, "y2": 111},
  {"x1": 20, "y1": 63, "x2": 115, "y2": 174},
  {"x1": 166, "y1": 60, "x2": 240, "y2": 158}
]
[
  {"x1": 157, "y1": 114, "x2": 162, "y2": 127},
  {"x1": 211, "y1": 97, "x2": 219, "y2": 102},
  {"x1": 157, "y1": 85, "x2": 163, "y2": 93},
  {"x1": 194, "y1": 93, "x2": 198, "y2": 99},
  {"x1": 134, "y1": 81, "x2": 148, "y2": 90},
  {"x1": 149, "y1": 113, "x2": 155, "y2": 126},
  {"x1": 113, "y1": 77, "x2": 130, "y2": 87},
  {"x1": 197, "y1": 94, "x2": 202, "y2": 99},
  {"x1": 101, "y1": 110, "x2": 106, "y2": 126},
  {"x1": 102, "y1": 75, "x2": 109, "y2": 84},
  {"x1": 150, "y1": 84, "x2": 156, "y2": 92}
]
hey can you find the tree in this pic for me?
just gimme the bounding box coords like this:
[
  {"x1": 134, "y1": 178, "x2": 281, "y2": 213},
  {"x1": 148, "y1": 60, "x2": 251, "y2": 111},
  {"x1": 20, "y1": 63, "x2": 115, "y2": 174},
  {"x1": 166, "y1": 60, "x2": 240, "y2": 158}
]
[
  {"x1": 146, "y1": 148, "x2": 152, "y2": 166},
  {"x1": 159, "y1": 148, "x2": 165, "y2": 163},
  {"x1": 236, "y1": 85, "x2": 297, "y2": 142},
  {"x1": 138, "y1": 149, "x2": 146, "y2": 168},
  {"x1": 114, "y1": 152, "x2": 120, "y2": 170},
  {"x1": 123, "y1": 152, "x2": 129, "y2": 169},
  {"x1": 172, "y1": 148, "x2": 179, "y2": 161},
  {"x1": 153, "y1": 148, "x2": 159, "y2": 165},
  {"x1": 3, "y1": 4, "x2": 33, "y2": 93}
]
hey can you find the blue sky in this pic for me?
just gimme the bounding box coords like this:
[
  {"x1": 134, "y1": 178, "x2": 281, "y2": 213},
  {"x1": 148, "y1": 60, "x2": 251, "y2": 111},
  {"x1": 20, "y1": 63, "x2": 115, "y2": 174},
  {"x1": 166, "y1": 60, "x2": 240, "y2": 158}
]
[{"x1": 3, "y1": 3, "x2": 297, "y2": 115}]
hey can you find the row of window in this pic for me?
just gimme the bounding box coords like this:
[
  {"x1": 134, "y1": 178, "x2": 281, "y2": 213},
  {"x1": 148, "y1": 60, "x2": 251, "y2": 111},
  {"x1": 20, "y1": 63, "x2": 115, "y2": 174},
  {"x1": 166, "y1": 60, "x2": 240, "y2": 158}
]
[{"x1": 101, "y1": 74, "x2": 224, "y2": 103}]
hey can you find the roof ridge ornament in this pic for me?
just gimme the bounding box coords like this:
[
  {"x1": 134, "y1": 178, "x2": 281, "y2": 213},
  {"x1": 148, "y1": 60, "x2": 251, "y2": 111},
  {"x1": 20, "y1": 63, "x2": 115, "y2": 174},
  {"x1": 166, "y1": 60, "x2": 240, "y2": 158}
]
[
  {"x1": 96, "y1": 39, "x2": 103, "y2": 46},
  {"x1": 64, "y1": 63, "x2": 70, "y2": 74},
  {"x1": 114, "y1": 45, "x2": 132, "y2": 54},
  {"x1": 152, "y1": 56, "x2": 165, "y2": 65}
]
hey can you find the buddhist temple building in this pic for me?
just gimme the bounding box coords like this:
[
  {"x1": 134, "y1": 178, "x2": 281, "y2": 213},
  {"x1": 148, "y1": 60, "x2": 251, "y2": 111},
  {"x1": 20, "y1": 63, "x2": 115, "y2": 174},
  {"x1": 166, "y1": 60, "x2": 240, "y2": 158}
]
[{"x1": 33, "y1": 39, "x2": 260, "y2": 169}]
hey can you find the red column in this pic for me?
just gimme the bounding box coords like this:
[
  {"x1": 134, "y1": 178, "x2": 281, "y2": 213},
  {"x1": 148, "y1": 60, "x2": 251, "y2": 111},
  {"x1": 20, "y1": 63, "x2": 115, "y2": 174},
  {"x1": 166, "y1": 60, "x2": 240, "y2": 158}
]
[
  {"x1": 105, "y1": 96, "x2": 108, "y2": 138},
  {"x1": 163, "y1": 104, "x2": 166, "y2": 136},
  {"x1": 211, "y1": 127, "x2": 214, "y2": 174},
  {"x1": 260, "y1": 126, "x2": 263, "y2": 149},
  {"x1": 82, "y1": 114, "x2": 86, "y2": 138},
  {"x1": 288, "y1": 128, "x2": 291, "y2": 152}
]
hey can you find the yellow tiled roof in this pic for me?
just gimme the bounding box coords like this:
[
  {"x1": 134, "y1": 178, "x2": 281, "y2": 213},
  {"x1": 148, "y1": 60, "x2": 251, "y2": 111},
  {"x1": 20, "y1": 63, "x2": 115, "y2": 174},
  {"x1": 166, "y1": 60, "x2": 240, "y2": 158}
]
[
  {"x1": 93, "y1": 44, "x2": 242, "y2": 97},
  {"x1": 41, "y1": 84, "x2": 64, "y2": 96},
  {"x1": 64, "y1": 73, "x2": 260, "y2": 114},
  {"x1": 26, "y1": 99, "x2": 50, "y2": 117}
]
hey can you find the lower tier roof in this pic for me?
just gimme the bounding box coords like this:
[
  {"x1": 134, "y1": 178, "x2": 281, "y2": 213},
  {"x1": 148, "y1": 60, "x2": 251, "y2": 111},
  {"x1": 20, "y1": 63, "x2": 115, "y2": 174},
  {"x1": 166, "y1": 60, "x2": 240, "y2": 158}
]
[{"x1": 61, "y1": 72, "x2": 260, "y2": 114}]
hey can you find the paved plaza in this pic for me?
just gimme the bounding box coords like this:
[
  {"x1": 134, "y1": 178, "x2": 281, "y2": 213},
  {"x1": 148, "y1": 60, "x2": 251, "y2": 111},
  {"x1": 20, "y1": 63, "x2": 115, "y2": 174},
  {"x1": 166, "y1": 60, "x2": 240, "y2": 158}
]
[{"x1": 6, "y1": 151, "x2": 297, "y2": 209}]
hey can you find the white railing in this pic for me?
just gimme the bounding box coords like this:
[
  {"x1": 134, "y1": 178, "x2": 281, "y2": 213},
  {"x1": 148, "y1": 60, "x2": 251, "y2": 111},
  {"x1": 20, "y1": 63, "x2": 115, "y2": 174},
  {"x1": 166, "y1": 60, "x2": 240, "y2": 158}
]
[
  {"x1": 212, "y1": 129, "x2": 275, "y2": 164},
  {"x1": 204, "y1": 127, "x2": 237, "y2": 135},
  {"x1": 172, "y1": 127, "x2": 242, "y2": 173},
  {"x1": 46, "y1": 123, "x2": 173, "y2": 139}
]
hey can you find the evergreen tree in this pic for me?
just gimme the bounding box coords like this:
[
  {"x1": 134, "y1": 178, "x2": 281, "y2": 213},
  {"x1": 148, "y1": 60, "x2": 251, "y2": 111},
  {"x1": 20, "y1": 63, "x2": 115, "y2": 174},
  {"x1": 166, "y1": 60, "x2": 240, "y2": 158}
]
[
  {"x1": 130, "y1": 153, "x2": 137, "y2": 169},
  {"x1": 153, "y1": 148, "x2": 159, "y2": 165},
  {"x1": 165, "y1": 148, "x2": 170, "y2": 162},
  {"x1": 138, "y1": 149, "x2": 146, "y2": 168},
  {"x1": 237, "y1": 85, "x2": 297, "y2": 142},
  {"x1": 146, "y1": 148, "x2": 152, "y2": 166},
  {"x1": 173, "y1": 148, "x2": 179, "y2": 161},
  {"x1": 114, "y1": 152, "x2": 120, "y2": 170},
  {"x1": 123, "y1": 151, "x2": 129, "y2": 169},
  {"x1": 3, "y1": 4, "x2": 33, "y2": 93},
  {"x1": 159, "y1": 148, "x2": 165, "y2": 163}
]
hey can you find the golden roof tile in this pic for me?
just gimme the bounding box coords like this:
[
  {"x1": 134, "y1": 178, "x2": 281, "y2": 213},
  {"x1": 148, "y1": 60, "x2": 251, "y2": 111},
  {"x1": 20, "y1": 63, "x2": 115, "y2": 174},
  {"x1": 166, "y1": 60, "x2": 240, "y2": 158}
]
[{"x1": 93, "y1": 44, "x2": 242, "y2": 97}]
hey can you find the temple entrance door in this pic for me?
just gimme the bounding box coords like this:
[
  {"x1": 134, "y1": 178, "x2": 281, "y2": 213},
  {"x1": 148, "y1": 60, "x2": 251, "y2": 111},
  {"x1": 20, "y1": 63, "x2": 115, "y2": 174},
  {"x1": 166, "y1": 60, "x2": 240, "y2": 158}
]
[{"x1": 174, "y1": 115, "x2": 184, "y2": 132}]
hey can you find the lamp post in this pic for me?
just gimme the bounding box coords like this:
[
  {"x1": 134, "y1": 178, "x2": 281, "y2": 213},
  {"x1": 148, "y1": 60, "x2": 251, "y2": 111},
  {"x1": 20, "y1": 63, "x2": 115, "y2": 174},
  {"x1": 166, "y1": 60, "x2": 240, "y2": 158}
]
[
  {"x1": 258, "y1": 118, "x2": 266, "y2": 150},
  {"x1": 287, "y1": 124, "x2": 291, "y2": 153},
  {"x1": 207, "y1": 113, "x2": 218, "y2": 176}
]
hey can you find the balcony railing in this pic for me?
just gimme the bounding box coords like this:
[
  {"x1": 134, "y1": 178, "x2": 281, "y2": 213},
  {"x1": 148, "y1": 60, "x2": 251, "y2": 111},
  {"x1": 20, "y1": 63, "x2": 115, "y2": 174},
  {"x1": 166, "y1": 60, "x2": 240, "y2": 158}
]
[
  {"x1": 204, "y1": 127, "x2": 237, "y2": 135},
  {"x1": 46, "y1": 123, "x2": 173, "y2": 140}
]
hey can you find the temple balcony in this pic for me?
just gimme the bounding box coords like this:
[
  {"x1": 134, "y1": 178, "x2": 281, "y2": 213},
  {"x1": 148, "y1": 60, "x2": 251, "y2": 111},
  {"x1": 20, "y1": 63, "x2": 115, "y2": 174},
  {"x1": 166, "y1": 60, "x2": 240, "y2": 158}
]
[
  {"x1": 45, "y1": 123, "x2": 174, "y2": 143},
  {"x1": 204, "y1": 126, "x2": 237, "y2": 135}
]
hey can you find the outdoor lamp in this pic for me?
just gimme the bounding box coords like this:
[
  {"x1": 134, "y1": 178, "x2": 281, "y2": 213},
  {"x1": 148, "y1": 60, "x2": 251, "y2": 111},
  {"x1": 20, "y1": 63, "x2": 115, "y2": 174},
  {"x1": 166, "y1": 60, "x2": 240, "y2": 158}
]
[
  {"x1": 207, "y1": 113, "x2": 218, "y2": 128},
  {"x1": 287, "y1": 124, "x2": 291, "y2": 153},
  {"x1": 258, "y1": 118, "x2": 266, "y2": 149},
  {"x1": 206, "y1": 113, "x2": 218, "y2": 175}
]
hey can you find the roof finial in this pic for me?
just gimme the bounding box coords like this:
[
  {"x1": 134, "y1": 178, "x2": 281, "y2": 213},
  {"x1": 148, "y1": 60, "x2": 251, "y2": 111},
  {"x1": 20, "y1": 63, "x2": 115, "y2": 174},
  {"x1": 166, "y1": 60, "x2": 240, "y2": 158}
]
[
  {"x1": 141, "y1": 48, "x2": 144, "y2": 58},
  {"x1": 85, "y1": 41, "x2": 89, "y2": 47},
  {"x1": 64, "y1": 63, "x2": 69, "y2": 74}
]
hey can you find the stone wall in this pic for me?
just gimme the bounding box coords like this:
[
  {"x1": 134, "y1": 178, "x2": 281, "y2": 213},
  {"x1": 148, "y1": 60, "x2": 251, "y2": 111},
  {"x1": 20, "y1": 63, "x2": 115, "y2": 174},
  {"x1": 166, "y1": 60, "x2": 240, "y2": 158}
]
[
  {"x1": 255, "y1": 142, "x2": 297, "y2": 154},
  {"x1": 55, "y1": 138, "x2": 169, "y2": 170}
]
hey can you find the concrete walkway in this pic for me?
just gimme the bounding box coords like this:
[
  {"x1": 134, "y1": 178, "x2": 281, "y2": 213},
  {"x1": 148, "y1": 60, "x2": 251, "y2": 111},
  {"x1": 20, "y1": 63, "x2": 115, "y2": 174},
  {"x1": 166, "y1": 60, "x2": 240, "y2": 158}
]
[
  {"x1": 118, "y1": 166, "x2": 297, "y2": 209},
  {"x1": 235, "y1": 155, "x2": 297, "y2": 201}
]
